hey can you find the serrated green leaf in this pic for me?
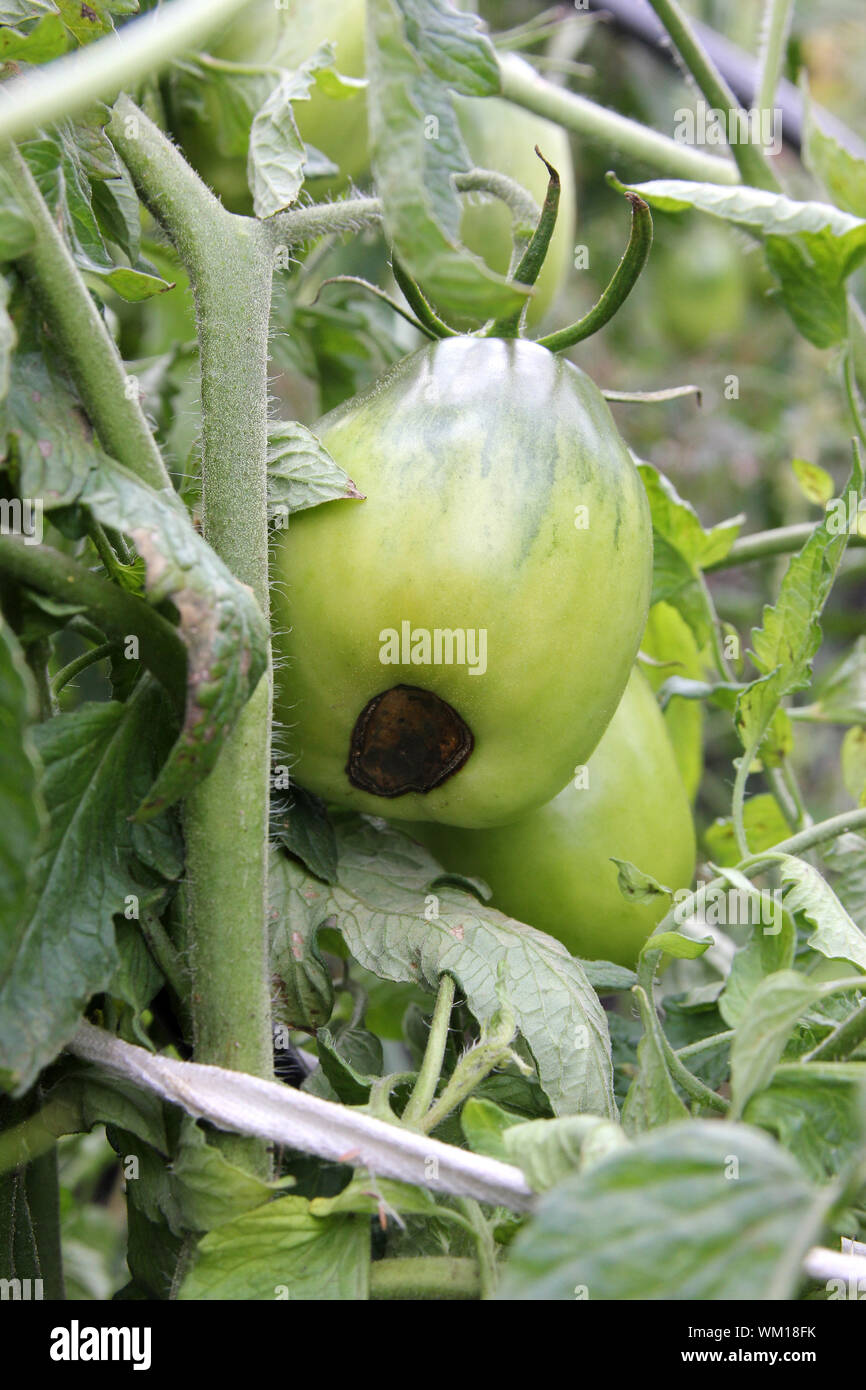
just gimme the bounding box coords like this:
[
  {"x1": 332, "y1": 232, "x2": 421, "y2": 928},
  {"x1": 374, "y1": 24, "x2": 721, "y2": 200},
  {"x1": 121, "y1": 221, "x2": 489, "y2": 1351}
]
[
  {"x1": 0, "y1": 681, "x2": 181, "y2": 1092},
  {"x1": 503, "y1": 1114, "x2": 626, "y2": 1192},
  {"x1": 499, "y1": 1121, "x2": 819, "y2": 1301},
  {"x1": 622, "y1": 985, "x2": 689, "y2": 1135},
  {"x1": 367, "y1": 0, "x2": 527, "y2": 323},
  {"x1": 745, "y1": 1062, "x2": 866, "y2": 1181},
  {"x1": 736, "y1": 448, "x2": 864, "y2": 758},
  {"x1": 0, "y1": 612, "x2": 45, "y2": 959},
  {"x1": 622, "y1": 177, "x2": 866, "y2": 348},
  {"x1": 270, "y1": 821, "x2": 617, "y2": 1118},
  {"x1": 267, "y1": 419, "x2": 363, "y2": 521},
  {"x1": 730, "y1": 969, "x2": 863, "y2": 1116},
  {"x1": 778, "y1": 854, "x2": 866, "y2": 972},
  {"x1": 177, "y1": 1198, "x2": 369, "y2": 1300}
]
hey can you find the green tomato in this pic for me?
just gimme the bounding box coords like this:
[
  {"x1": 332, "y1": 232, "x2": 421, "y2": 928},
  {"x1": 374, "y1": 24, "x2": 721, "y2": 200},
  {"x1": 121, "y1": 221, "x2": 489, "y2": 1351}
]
[
  {"x1": 640, "y1": 600, "x2": 704, "y2": 802},
  {"x1": 404, "y1": 669, "x2": 696, "y2": 967},
  {"x1": 650, "y1": 222, "x2": 746, "y2": 350},
  {"x1": 272, "y1": 336, "x2": 652, "y2": 828}
]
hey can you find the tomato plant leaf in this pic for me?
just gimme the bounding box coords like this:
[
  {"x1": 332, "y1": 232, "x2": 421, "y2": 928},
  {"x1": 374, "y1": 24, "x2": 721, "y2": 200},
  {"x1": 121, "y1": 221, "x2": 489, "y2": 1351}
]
[
  {"x1": 745, "y1": 1061, "x2": 866, "y2": 1182},
  {"x1": 802, "y1": 82, "x2": 866, "y2": 219},
  {"x1": 0, "y1": 8, "x2": 69, "y2": 62},
  {"x1": 177, "y1": 1198, "x2": 370, "y2": 1300},
  {"x1": 76, "y1": 461, "x2": 269, "y2": 819},
  {"x1": 499, "y1": 1121, "x2": 821, "y2": 1301},
  {"x1": 270, "y1": 821, "x2": 617, "y2": 1119},
  {"x1": 777, "y1": 854, "x2": 866, "y2": 972},
  {"x1": 622, "y1": 986, "x2": 689, "y2": 1136},
  {"x1": 366, "y1": 0, "x2": 528, "y2": 322},
  {"x1": 637, "y1": 459, "x2": 741, "y2": 645},
  {"x1": 247, "y1": 51, "x2": 324, "y2": 218},
  {"x1": 267, "y1": 419, "x2": 363, "y2": 521},
  {"x1": 0, "y1": 680, "x2": 181, "y2": 1092},
  {"x1": 730, "y1": 969, "x2": 864, "y2": 1116},
  {"x1": 20, "y1": 123, "x2": 174, "y2": 301},
  {"x1": 705, "y1": 793, "x2": 791, "y2": 867},
  {"x1": 735, "y1": 447, "x2": 864, "y2": 761},
  {"x1": 501, "y1": 1115, "x2": 627, "y2": 1192},
  {"x1": 0, "y1": 613, "x2": 45, "y2": 962},
  {"x1": 621, "y1": 177, "x2": 866, "y2": 348}
]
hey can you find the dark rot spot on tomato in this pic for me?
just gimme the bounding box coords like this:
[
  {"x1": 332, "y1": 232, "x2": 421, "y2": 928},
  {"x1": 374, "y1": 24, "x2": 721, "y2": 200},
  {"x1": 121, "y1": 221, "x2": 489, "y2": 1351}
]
[{"x1": 347, "y1": 685, "x2": 473, "y2": 796}]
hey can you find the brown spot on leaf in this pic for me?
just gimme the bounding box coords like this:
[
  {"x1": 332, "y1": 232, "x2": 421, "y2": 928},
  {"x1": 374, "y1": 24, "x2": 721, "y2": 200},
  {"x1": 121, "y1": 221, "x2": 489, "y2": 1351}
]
[{"x1": 347, "y1": 685, "x2": 473, "y2": 797}]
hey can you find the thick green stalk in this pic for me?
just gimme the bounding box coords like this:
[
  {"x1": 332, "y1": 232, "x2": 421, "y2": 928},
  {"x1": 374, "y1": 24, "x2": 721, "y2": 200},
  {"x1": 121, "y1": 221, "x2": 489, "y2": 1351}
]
[
  {"x1": 499, "y1": 52, "x2": 739, "y2": 185},
  {"x1": 3, "y1": 145, "x2": 171, "y2": 493},
  {"x1": 707, "y1": 525, "x2": 866, "y2": 570},
  {"x1": 369, "y1": 1257, "x2": 480, "y2": 1300},
  {"x1": 0, "y1": 0, "x2": 258, "y2": 145},
  {"x1": 110, "y1": 99, "x2": 273, "y2": 1175},
  {"x1": 644, "y1": 0, "x2": 781, "y2": 190},
  {"x1": 402, "y1": 974, "x2": 456, "y2": 1128}
]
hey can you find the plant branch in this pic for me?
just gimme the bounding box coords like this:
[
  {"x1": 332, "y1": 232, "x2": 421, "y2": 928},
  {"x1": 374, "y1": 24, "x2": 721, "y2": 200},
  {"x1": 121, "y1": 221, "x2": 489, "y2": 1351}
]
[
  {"x1": 537, "y1": 189, "x2": 652, "y2": 350},
  {"x1": 369, "y1": 1256, "x2": 480, "y2": 1299},
  {"x1": 402, "y1": 974, "x2": 457, "y2": 1128},
  {"x1": 0, "y1": 0, "x2": 259, "y2": 145},
  {"x1": 0, "y1": 535, "x2": 186, "y2": 699},
  {"x1": 499, "y1": 52, "x2": 739, "y2": 185},
  {"x1": 706, "y1": 524, "x2": 866, "y2": 570},
  {"x1": 109, "y1": 98, "x2": 274, "y2": 1176},
  {"x1": 644, "y1": 0, "x2": 781, "y2": 190},
  {"x1": 51, "y1": 640, "x2": 118, "y2": 698},
  {"x1": 2, "y1": 145, "x2": 171, "y2": 493}
]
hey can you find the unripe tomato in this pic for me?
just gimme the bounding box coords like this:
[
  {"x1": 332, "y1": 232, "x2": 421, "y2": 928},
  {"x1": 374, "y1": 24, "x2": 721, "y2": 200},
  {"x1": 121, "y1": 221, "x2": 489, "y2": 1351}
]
[
  {"x1": 650, "y1": 222, "x2": 746, "y2": 349},
  {"x1": 272, "y1": 336, "x2": 652, "y2": 828},
  {"x1": 640, "y1": 600, "x2": 704, "y2": 802},
  {"x1": 404, "y1": 669, "x2": 697, "y2": 967}
]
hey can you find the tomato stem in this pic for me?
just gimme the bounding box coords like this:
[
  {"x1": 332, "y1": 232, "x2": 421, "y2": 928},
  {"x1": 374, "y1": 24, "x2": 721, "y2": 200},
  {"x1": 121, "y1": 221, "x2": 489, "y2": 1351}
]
[
  {"x1": 489, "y1": 146, "x2": 561, "y2": 339},
  {"x1": 391, "y1": 259, "x2": 459, "y2": 340},
  {"x1": 536, "y1": 189, "x2": 653, "y2": 352}
]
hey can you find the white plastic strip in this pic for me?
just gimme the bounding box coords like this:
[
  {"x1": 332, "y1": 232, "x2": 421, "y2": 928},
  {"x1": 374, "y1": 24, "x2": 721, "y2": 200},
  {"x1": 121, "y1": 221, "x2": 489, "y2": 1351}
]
[{"x1": 68, "y1": 1022, "x2": 535, "y2": 1212}]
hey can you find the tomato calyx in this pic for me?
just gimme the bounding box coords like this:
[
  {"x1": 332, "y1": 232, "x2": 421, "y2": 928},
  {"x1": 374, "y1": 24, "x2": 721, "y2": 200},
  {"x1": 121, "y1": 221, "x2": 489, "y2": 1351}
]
[
  {"x1": 346, "y1": 684, "x2": 475, "y2": 797},
  {"x1": 316, "y1": 161, "x2": 654, "y2": 354}
]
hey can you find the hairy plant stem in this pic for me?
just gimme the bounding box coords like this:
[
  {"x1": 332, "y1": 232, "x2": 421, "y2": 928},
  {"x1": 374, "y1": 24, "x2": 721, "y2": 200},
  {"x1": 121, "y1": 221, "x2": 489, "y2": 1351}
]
[
  {"x1": 110, "y1": 97, "x2": 273, "y2": 1176},
  {"x1": 498, "y1": 52, "x2": 739, "y2": 185},
  {"x1": 0, "y1": 0, "x2": 258, "y2": 145},
  {"x1": 0, "y1": 536, "x2": 186, "y2": 698},
  {"x1": 2, "y1": 145, "x2": 171, "y2": 493},
  {"x1": 402, "y1": 975, "x2": 457, "y2": 1128},
  {"x1": 644, "y1": 0, "x2": 781, "y2": 190},
  {"x1": 51, "y1": 640, "x2": 118, "y2": 698},
  {"x1": 707, "y1": 525, "x2": 866, "y2": 570},
  {"x1": 456, "y1": 1196, "x2": 500, "y2": 1299},
  {"x1": 369, "y1": 1256, "x2": 480, "y2": 1300}
]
